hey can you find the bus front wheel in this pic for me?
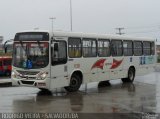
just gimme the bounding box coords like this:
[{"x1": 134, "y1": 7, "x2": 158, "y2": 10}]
[
  {"x1": 65, "y1": 75, "x2": 82, "y2": 92},
  {"x1": 121, "y1": 68, "x2": 135, "y2": 83}
]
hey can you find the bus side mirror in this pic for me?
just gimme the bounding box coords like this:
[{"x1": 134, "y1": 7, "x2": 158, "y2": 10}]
[{"x1": 4, "y1": 47, "x2": 7, "y2": 53}]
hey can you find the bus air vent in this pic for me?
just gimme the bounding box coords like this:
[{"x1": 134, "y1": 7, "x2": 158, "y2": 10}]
[
  {"x1": 21, "y1": 81, "x2": 35, "y2": 85},
  {"x1": 17, "y1": 70, "x2": 39, "y2": 75}
]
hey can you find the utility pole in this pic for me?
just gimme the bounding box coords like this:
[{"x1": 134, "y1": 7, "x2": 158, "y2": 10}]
[
  {"x1": 70, "y1": 0, "x2": 73, "y2": 31},
  {"x1": 49, "y1": 17, "x2": 56, "y2": 36},
  {"x1": 115, "y1": 27, "x2": 125, "y2": 35}
]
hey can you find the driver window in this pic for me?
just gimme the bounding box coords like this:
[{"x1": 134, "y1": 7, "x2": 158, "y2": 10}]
[{"x1": 52, "y1": 41, "x2": 67, "y2": 65}]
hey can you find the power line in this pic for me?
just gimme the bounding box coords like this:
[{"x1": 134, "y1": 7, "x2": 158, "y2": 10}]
[{"x1": 70, "y1": 0, "x2": 73, "y2": 31}]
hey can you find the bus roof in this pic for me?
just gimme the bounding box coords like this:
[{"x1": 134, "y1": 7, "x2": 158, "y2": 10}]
[
  {"x1": 52, "y1": 31, "x2": 155, "y2": 41},
  {"x1": 16, "y1": 30, "x2": 155, "y2": 41}
]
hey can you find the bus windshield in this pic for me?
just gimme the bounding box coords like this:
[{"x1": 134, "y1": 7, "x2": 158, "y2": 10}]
[{"x1": 13, "y1": 42, "x2": 49, "y2": 69}]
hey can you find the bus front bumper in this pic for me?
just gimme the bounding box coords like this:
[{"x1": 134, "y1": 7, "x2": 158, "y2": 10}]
[{"x1": 11, "y1": 78, "x2": 50, "y2": 89}]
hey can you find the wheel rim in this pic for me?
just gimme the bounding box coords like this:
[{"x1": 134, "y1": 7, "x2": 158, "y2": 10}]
[{"x1": 71, "y1": 77, "x2": 78, "y2": 87}]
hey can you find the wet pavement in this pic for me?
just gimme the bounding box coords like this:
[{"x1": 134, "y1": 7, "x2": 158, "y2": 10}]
[
  {"x1": 0, "y1": 76, "x2": 11, "y2": 87},
  {"x1": 0, "y1": 72, "x2": 160, "y2": 118}
]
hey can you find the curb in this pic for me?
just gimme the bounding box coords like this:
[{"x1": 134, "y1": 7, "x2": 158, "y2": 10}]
[{"x1": 0, "y1": 82, "x2": 12, "y2": 87}]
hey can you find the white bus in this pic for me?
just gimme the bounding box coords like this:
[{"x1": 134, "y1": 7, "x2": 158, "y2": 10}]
[{"x1": 11, "y1": 31, "x2": 156, "y2": 92}]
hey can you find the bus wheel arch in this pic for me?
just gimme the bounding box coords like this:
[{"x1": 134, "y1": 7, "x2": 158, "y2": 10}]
[
  {"x1": 122, "y1": 66, "x2": 136, "y2": 83},
  {"x1": 65, "y1": 70, "x2": 83, "y2": 92}
]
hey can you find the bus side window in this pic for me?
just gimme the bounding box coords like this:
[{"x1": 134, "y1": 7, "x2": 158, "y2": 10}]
[
  {"x1": 51, "y1": 41, "x2": 67, "y2": 65},
  {"x1": 111, "y1": 40, "x2": 123, "y2": 56},
  {"x1": 68, "y1": 37, "x2": 82, "y2": 58},
  {"x1": 98, "y1": 39, "x2": 110, "y2": 57},
  {"x1": 82, "y1": 38, "x2": 97, "y2": 57},
  {"x1": 133, "y1": 41, "x2": 143, "y2": 56},
  {"x1": 143, "y1": 41, "x2": 151, "y2": 56},
  {"x1": 123, "y1": 40, "x2": 133, "y2": 56}
]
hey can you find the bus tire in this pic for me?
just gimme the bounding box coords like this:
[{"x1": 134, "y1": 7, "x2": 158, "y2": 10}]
[
  {"x1": 121, "y1": 68, "x2": 135, "y2": 83},
  {"x1": 65, "y1": 75, "x2": 82, "y2": 92}
]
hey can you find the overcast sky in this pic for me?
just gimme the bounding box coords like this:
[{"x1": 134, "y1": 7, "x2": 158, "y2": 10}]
[{"x1": 1, "y1": 0, "x2": 160, "y2": 41}]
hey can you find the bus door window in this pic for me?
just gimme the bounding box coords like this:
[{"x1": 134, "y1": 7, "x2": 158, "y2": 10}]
[
  {"x1": 51, "y1": 41, "x2": 67, "y2": 65},
  {"x1": 53, "y1": 43, "x2": 59, "y2": 60}
]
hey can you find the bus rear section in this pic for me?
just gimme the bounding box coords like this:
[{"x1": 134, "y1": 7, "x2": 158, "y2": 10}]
[{"x1": 0, "y1": 57, "x2": 12, "y2": 76}]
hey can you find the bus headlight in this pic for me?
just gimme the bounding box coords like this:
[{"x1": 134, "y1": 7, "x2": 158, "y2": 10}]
[
  {"x1": 37, "y1": 72, "x2": 48, "y2": 80},
  {"x1": 11, "y1": 71, "x2": 16, "y2": 78},
  {"x1": 11, "y1": 71, "x2": 20, "y2": 78}
]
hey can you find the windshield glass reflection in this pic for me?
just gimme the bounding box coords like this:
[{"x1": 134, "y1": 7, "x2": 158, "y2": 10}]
[{"x1": 13, "y1": 42, "x2": 49, "y2": 69}]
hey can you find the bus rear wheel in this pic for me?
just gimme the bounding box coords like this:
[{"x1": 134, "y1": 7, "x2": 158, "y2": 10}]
[
  {"x1": 121, "y1": 68, "x2": 135, "y2": 83},
  {"x1": 65, "y1": 75, "x2": 82, "y2": 92}
]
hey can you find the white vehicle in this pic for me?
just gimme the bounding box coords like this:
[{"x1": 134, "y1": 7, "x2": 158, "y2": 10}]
[{"x1": 11, "y1": 31, "x2": 156, "y2": 92}]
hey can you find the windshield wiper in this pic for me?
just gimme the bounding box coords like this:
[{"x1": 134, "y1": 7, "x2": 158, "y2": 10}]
[
  {"x1": 19, "y1": 40, "x2": 27, "y2": 54},
  {"x1": 19, "y1": 41, "x2": 29, "y2": 69}
]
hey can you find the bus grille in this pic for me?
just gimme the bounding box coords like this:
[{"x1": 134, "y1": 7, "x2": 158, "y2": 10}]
[
  {"x1": 17, "y1": 70, "x2": 39, "y2": 75},
  {"x1": 21, "y1": 81, "x2": 35, "y2": 85}
]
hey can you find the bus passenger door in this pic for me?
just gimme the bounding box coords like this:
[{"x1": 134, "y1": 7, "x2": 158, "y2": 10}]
[{"x1": 50, "y1": 40, "x2": 68, "y2": 89}]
